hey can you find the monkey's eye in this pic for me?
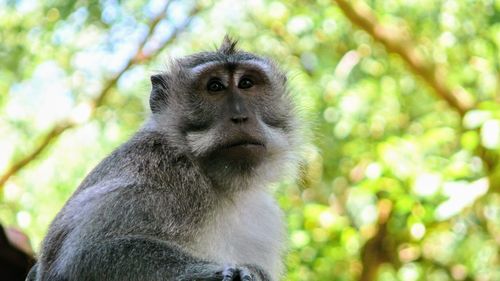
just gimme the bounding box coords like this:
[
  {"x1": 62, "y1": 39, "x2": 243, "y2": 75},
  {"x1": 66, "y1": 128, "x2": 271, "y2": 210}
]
[
  {"x1": 207, "y1": 79, "x2": 225, "y2": 92},
  {"x1": 238, "y1": 77, "x2": 254, "y2": 89}
]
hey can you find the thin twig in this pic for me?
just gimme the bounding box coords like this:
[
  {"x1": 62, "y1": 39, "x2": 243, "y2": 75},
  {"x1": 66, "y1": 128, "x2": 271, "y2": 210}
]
[
  {"x1": 93, "y1": 0, "x2": 174, "y2": 108},
  {"x1": 0, "y1": 123, "x2": 73, "y2": 188},
  {"x1": 0, "y1": 2, "x2": 202, "y2": 189}
]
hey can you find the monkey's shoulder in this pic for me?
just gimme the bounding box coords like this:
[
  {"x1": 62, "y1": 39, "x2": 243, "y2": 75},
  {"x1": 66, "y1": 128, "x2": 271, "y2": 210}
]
[
  {"x1": 50, "y1": 179, "x2": 211, "y2": 247},
  {"x1": 78, "y1": 129, "x2": 194, "y2": 191},
  {"x1": 55, "y1": 129, "x2": 213, "y2": 234}
]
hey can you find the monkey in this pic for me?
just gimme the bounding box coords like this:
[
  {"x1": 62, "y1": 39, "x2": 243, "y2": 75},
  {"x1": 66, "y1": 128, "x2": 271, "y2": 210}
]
[{"x1": 27, "y1": 36, "x2": 300, "y2": 281}]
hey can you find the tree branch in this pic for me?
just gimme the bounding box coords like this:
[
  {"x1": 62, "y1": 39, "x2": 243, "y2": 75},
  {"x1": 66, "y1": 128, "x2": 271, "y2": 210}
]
[
  {"x1": 0, "y1": 2, "x2": 202, "y2": 189},
  {"x1": 333, "y1": 0, "x2": 473, "y2": 116},
  {"x1": 0, "y1": 123, "x2": 73, "y2": 188},
  {"x1": 332, "y1": 2, "x2": 500, "y2": 280},
  {"x1": 359, "y1": 199, "x2": 394, "y2": 281}
]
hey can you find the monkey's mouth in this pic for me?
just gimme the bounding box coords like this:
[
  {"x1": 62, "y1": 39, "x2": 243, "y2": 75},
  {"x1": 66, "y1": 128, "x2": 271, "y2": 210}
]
[
  {"x1": 221, "y1": 140, "x2": 265, "y2": 150},
  {"x1": 212, "y1": 138, "x2": 266, "y2": 164}
]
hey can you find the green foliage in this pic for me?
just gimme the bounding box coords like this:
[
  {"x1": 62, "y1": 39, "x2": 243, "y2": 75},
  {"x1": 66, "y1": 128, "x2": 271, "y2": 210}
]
[{"x1": 1, "y1": 0, "x2": 500, "y2": 280}]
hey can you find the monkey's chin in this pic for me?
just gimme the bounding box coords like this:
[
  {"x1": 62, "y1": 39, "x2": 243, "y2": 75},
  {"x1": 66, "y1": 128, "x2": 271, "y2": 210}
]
[
  {"x1": 200, "y1": 143, "x2": 266, "y2": 175},
  {"x1": 217, "y1": 143, "x2": 266, "y2": 164}
]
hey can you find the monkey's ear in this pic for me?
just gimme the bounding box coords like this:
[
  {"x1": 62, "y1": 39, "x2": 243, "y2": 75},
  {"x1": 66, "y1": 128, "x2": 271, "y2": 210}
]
[
  {"x1": 282, "y1": 74, "x2": 287, "y2": 85},
  {"x1": 150, "y1": 74, "x2": 169, "y2": 113},
  {"x1": 151, "y1": 74, "x2": 168, "y2": 90}
]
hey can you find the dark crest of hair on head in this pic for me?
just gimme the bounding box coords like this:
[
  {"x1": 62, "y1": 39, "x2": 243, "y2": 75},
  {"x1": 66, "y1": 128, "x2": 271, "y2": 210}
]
[{"x1": 218, "y1": 35, "x2": 238, "y2": 55}]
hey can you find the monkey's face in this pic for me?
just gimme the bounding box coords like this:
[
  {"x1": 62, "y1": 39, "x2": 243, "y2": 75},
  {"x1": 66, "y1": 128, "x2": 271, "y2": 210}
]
[{"x1": 150, "y1": 45, "x2": 298, "y2": 188}]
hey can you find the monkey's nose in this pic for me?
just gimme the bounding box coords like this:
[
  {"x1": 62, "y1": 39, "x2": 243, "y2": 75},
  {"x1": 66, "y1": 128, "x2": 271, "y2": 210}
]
[{"x1": 230, "y1": 115, "x2": 249, "y2": 124}]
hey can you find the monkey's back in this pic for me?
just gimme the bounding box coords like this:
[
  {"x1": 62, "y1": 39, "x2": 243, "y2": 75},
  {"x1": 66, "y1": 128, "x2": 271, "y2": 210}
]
[{"x1": 35, "y1": 129, "x2": 218, "y2": 279}]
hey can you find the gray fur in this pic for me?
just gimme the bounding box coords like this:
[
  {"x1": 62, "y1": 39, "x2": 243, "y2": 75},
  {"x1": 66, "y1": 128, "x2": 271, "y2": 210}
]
[{"x1": 28, "y1": 37, "x2": 299, "y2": 281}]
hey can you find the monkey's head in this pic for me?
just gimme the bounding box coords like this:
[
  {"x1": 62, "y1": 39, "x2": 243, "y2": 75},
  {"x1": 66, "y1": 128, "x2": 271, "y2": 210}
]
[{"x1": 149, "y1": 37, "x2": 299, "y2": 189}]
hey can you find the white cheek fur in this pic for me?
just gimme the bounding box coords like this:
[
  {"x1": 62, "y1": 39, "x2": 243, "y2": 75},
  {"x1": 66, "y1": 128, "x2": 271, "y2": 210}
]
[{"x1": 186, "y1": 128, "x2": 220, "y2": 157}]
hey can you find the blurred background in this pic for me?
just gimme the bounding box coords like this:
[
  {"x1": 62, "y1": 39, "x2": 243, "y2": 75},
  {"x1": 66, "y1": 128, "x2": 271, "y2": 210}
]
[{"x1": 1, "y1": 0, "x2": 500, "y2": 280}]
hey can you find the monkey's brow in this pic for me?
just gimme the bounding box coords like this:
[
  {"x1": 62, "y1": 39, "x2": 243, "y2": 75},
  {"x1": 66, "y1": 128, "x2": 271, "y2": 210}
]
[{"x1": 189, "y1": 59, "x2": 272, "y2": 78}]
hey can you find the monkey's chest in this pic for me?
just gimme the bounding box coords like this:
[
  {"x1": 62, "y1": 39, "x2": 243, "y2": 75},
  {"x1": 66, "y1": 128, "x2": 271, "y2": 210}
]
[{"x1": 187, "y1": 190, "x2": 284, "y2": 280}]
